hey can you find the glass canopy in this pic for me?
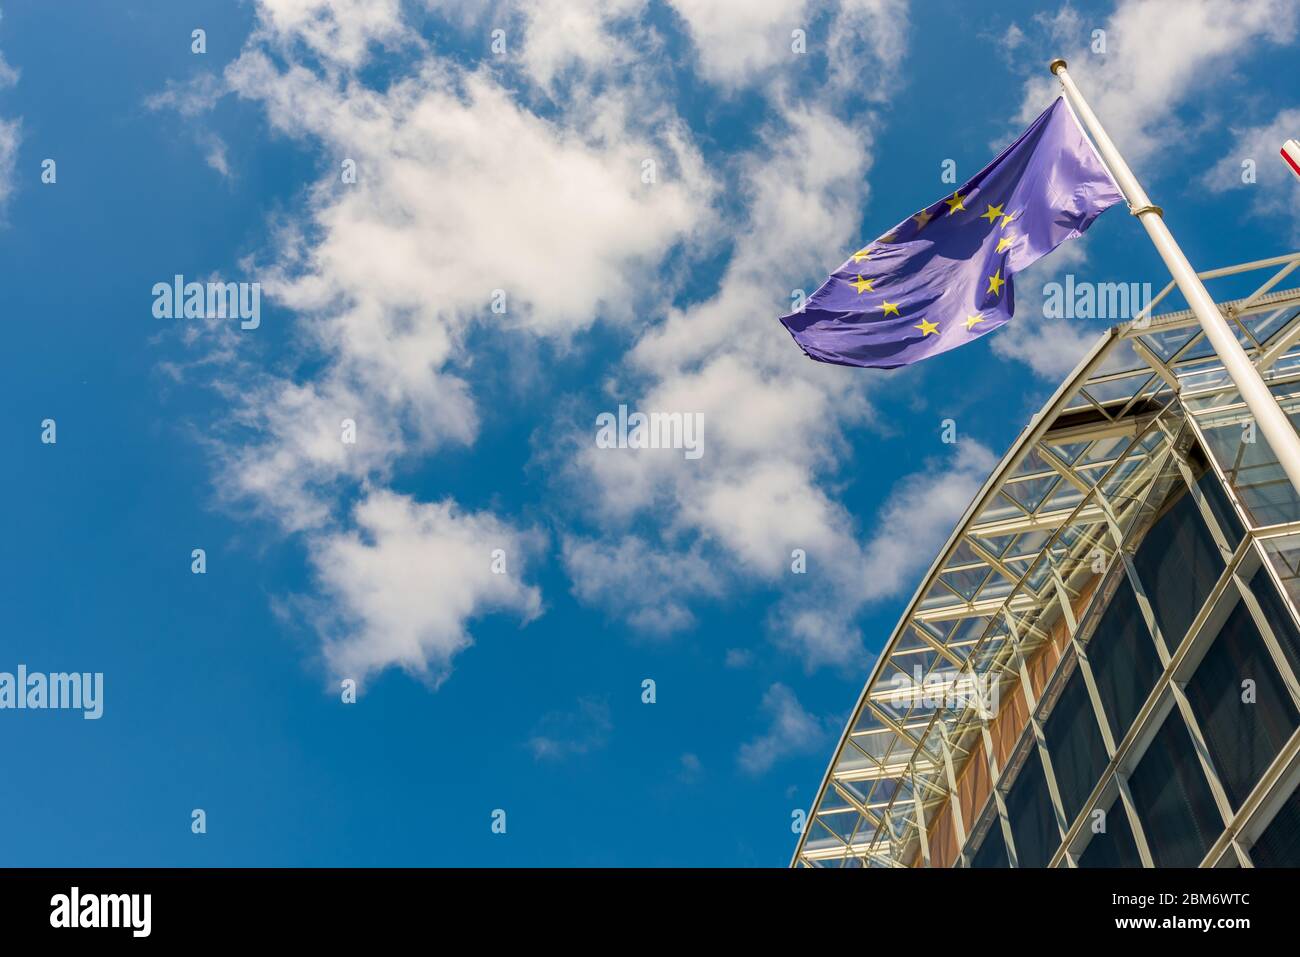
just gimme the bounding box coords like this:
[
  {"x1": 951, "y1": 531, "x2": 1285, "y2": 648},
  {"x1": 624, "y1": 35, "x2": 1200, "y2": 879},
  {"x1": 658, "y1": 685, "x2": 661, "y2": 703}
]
[{"x1": 795, "y1": 252, "x2": 1300, "y2": 868}]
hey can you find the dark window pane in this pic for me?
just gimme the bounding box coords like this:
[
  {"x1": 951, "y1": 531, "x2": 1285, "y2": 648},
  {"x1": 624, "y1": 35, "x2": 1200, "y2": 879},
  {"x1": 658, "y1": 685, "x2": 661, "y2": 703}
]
[
  {"x1": 1128, "y1": 711, "x2": 1223, "y2": 867},
  {"x1": 1251, "y1": 786, "x2": 1300, "y2": 866},
  {"x1": 1088, "y1": 577, "x2": 1162, "y2": 743},
  {"x1": 1185, "y1": 597, "x2": 1299, "y2": 809},
  {"x1": 1132, "y1": 483, "x2": 1225, "y2": 648},
  {"x1": 1250, "y1": 565, "x2": 1300, "y2": 682},
  {"x1": 970, "y1": 816, "x2": 1009, "y2": 868},
  {"x1": 1078, "y1": 798, "x2": 1143, "y2": 867},
  {"x1": 1005, "y1": 748, "x2": 1059, "y2": 868},
  {"x1": 1043, "y1": 668, "x2": 1110, "y2": 823},
  {"x1": 1192, "y1": 452, "x2": 1244, "y2": 549}
]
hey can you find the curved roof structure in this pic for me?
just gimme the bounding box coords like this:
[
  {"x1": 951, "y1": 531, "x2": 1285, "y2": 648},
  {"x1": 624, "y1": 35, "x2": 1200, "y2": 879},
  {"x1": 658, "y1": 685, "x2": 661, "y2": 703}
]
[{"x1": 794, "y1": 251, "x2": 1300, "y2": 868}]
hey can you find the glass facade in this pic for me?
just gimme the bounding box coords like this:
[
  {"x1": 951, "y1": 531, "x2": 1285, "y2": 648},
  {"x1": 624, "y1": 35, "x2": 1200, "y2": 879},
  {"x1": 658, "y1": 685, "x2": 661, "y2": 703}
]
[
  {"x1": 1005, "y1": 748, "x2": 1058, "y2": 868},
  {"x1": 1127, "y1": 710, "x2": 1223, "y2": 867},
  {"x1": 794, "y1": 259, "x2": 1300, "y2": 868},
  {"x1": 1184, "y1": 599, "x2": 1299, "y2": 809},
  {"x1": 1042, "y1": 666, "x2": 1108, "y2": 823},
  {"x1": 1076, "y1": 794, "x2": 1142, "y2": 867},
  {"x1": 1086, "y1": 577, "x2": 1162, "y2": 747}
]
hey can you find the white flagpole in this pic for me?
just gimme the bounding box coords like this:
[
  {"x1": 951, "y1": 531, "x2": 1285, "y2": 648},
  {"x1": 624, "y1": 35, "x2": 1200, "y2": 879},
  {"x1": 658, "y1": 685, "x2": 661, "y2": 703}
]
[{"x1": 1050, "y1": 58, "x2": 1300, "y2": 498}]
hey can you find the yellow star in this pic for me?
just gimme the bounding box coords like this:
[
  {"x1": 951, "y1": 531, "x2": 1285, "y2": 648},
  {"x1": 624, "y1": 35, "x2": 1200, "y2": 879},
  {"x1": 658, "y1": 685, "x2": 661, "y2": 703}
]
[
  {"x1": 851, "y1": 274, "x2": 874, "y2": 294},
  {"x1": 913, "y1": 208, "x2": 933, "y2": 229},
  {"x1": 987, "y1": 269, "x2": 1005, "y2": 296},
  {"x1": 915, "y1": 318, "x2": 939, "y2": 336},
  {"x1": 996, "y1": 232, "x2": 1016, "y2": 253},
  {"x1": 980, "y1": 203, "x2": 1004, "y2": 223},
  {"x1": 851, "y1": 246, "x2": 873, "y2": 263},
  {"x1": 944, "y1": 191, "x2": 966, "y2": 215},
  {"x1": 878, "y1": 230, "x2": 897, "y2": 243},
  {"x1": 965, "y1": 313, "x2": 986, "y2": 330},
  {"x1": 1000, "y1": 210, "x2": 1016, "y2": 228},
  {"x1": 880, "y1": 301, "x2": 901, "y2": 317}
]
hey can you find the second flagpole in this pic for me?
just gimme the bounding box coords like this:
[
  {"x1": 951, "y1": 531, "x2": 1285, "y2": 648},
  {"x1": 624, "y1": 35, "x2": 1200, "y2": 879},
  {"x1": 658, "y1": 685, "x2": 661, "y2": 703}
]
[{"x1": 1049, "y1": 57, "x2": 1300, "y2": 499}]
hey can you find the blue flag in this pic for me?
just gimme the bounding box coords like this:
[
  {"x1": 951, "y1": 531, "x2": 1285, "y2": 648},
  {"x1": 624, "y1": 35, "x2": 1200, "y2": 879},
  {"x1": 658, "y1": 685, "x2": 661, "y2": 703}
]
[{"x1": 780, "y1": 97, "x2": 1124, "y2": 369}]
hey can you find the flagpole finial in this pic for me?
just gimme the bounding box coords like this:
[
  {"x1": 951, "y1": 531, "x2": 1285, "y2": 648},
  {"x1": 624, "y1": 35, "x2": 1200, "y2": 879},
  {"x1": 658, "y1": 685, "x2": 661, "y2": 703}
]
[{"x1": 1048, "y1": 58, "x2": 1067, "y2": 75}]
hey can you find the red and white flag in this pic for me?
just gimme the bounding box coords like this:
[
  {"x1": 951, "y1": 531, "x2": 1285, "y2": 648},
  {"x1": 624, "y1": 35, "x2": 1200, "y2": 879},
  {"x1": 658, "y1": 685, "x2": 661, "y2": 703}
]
[{"x1": 1283, "y1": 139, "x2": 1300, "y2": 180}]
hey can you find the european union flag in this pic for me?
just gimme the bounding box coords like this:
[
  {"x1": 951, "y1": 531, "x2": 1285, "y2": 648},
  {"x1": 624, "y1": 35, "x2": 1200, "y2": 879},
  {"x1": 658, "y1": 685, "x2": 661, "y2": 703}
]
[{"x1": 780, "y1": 97, "x2": 1124, "y2": 369}]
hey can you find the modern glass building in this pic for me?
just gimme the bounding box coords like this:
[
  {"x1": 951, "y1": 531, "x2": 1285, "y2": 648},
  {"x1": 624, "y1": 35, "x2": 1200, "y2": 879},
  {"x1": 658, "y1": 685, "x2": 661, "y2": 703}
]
[{"x1": 794, "y1": 253, "x2": 1300, "y2": 868}]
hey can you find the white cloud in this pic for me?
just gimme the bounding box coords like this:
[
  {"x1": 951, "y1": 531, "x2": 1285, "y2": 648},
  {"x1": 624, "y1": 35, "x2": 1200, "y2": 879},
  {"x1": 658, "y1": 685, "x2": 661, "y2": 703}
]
[
  {"x1": 668, "y1": 0, "x2": 811, "y2": 87},
  {"x1": 679, "y1": 752, "x2": 702, "y2": 781},
  {"x1": 562, "y1": 535, "x2": 724, "y2": 636},
  {"x1": 217, "y1": 371, "x2": 470, "y2": 533},
  {"x1": 668, "y1": 0, "x2": 908, "y2": 93},
  {"x1": 1033, "y1": 4, "x2": 1083, "y2": 49},
  {"x1": 527, "y1": 696, "x2": 612, "y2": 760},
  {"x1": 1016, "y1": 0, "x2": 1298, "y2": 167},
  {"x1": 991, "y1": 315, "x2": 1097, "y2": 381},
  {"x1": 1202, "y1": 106, "x2": 1300, "y2": 241},
  {"x1": 0, "y1": 16, "x2": 18, "y2": 212},
  {"x1": 1002, "y1": 22, "x2": 1026, "y2": 53},
  {"x1": 221, "y1": 17, "x2": 690, "y2": 516},
  {"x1": 224, "y1": 49, "x2": 712, "y2": 341},
  {"x1": 859, "y1": 441, "x2": 998, "y2": 603},
  {"x1": 144, "y1": 75, "x2": 233, "y2": 180},
  {"x1": 555, "y1": 102, "x2": 882, "y2": 670},
  {"x1": 737, "y1": 683, "x2": 826, "y2": 775},
  {"x1": 990, "y1": 238, "x2": 1098, "y2": 380},
  {"x1": 724, "y1": 647, "x2": 754, "y2": 668},
  {"x1": 0, "y1": 116, "x2": 17, "y2": 209},
  {"x1": 144, "y1": 73, "x2": 225, "y2": 117},
  {"x1": 252, "y1": 0, "x2": 410, "y2": 69},
  {"x1": 824, "y1": 0, "x2": 910, "y2": 96},
  {"x1": 214, "y1": 2, "x2": 715, "y2": 525},
  {"x1": 176, "y1": 0, "x2": 919, "y2": 686},
  {"x1": 309, "y1": 489, "x2": 542, "y2": 685},
  {"x1": 202, "y1": 133, "x2": 231, "y2": 179},
  {"x1": 514, "y1": 0, "x2": 650, "y2": 91},
  {"x1": 770, "y1": 598, "x2": 867, "y2": 674},
  {"x1": 181, "y1": 0, "x2": 718, "y2": 686}
]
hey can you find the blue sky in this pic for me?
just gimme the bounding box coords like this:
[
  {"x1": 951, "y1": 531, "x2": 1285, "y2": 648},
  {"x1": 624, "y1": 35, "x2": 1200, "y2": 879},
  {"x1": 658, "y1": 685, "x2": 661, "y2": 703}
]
[{"x1": 2, "y1": 0, "x2": 1298, "y2": 866}]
